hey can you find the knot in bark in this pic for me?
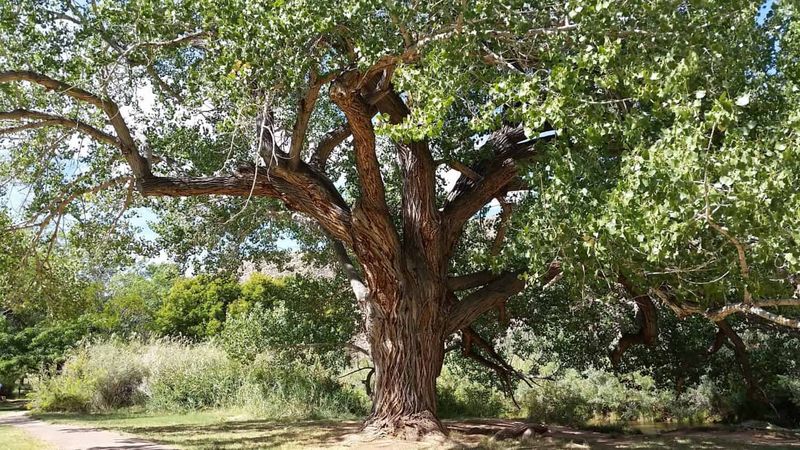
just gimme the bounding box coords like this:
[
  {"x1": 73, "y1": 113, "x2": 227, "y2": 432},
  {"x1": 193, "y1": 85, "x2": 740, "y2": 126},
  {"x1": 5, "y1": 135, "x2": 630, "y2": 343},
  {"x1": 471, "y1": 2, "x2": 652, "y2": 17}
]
[{"x1": 330, "y1": 70, "x2": 362, "y2": 106}]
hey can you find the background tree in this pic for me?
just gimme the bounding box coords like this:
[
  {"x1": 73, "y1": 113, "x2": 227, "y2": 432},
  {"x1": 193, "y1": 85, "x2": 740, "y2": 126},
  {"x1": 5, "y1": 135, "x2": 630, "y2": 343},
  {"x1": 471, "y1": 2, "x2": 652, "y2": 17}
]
[{"x1": 1, "y1": 0, "x2": 797, "y2": 437}]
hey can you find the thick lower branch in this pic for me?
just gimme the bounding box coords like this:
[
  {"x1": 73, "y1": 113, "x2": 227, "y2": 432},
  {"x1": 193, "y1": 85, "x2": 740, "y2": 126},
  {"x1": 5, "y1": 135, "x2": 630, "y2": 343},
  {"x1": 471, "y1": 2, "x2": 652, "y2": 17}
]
[
  {"x1": 447, "y1": 270, "x2": 500, "y2": 291},
  {"x1": 138, "y1": 168, "x2": 353, "y2": 245},
  {"x1": 446, "y1": 271, "x2": 525, "y2": 334}
]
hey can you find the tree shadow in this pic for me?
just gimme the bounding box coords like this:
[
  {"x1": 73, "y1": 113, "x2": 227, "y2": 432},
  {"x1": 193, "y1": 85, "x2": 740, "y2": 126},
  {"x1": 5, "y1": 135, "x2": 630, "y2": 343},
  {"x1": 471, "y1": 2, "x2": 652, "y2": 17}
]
[{"x1": 109, "y1": 418, "x2": 363, "y2": 449}]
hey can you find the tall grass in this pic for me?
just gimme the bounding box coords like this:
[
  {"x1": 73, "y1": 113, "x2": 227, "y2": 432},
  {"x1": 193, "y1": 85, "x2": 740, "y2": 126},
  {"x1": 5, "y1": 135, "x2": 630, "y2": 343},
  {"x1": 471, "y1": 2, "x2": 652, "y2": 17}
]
[
  {"x1": 29, "y1": 339, "x2": 368, "y2": 419},
  {"x1": 522, "y1": 367, "x2": 716, "y2": 425}
]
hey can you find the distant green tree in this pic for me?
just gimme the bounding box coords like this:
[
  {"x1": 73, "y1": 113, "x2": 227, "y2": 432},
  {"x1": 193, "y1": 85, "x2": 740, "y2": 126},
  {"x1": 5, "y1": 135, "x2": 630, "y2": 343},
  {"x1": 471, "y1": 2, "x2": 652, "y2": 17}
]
[
  {"x1": 155, "y1": 275, "x2": 240, "y2": 339},
  {"x1": 221, "y1": 275, "x2": 357, "y2": 363},
  {"x1": 101, "y1": 263, "x2": 180, "y2": 336}
]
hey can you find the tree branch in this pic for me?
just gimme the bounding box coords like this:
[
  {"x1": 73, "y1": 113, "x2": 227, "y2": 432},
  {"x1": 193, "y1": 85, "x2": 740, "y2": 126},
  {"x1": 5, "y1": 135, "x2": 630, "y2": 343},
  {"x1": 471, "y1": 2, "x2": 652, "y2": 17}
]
[
  {"x1": 447, "y1": 270, "x2": 501, "y2": 291},
  {"x1": 289, "y1": 73, "x2": 335, "y2": 169},
  {"x1": 651, "y1": 288, "x2": 800, "y2": 330},
  {"x1": 0, "y1": 109, "x2": 118, "y2": 147},
  {"x1": 369, "y1": 87, "x2": 441, "y2": 269},
  {"x1": 442, "y1": 124, "x2": 551, "y2": 255},
  {"x1": 706, "y1": 215, "x2": 752, "y2": 303},
  {"x1": 706, "y1": 301, "x2": 800, "y2": 329},
  {"x1": 1, "y1": 71, "x2": 357, "y2": 246},
  {"x1": 460, "y1": 326, "x2": 532, "y2": 407},
  {"x1": 310, "y1": 122, "x2": 351, "y2": 171},
  {"x1": 0, "y1": 71, "x2": 150, "y2": 177},
  {"x1": 330, "y1": 71, "x2": 402, "y2": 284},
  {"x1": 491, "y1": 198, "x2": 513, "y2": 256},
  {"x1": 446, "y1": 271, "x2": 525, "y2": 334},
  {"x1": 609, "y1": 294, "x2": 658, "y2": 366},
  {"x1": 139, "y1": 164, "x2": 354, "y2": 245},
  {"x1": 330, "y1": 236, "x2": 369, "y2": 303},
  {"x1": 714, "y1": 319, "x2": 767, "y2": 404}
]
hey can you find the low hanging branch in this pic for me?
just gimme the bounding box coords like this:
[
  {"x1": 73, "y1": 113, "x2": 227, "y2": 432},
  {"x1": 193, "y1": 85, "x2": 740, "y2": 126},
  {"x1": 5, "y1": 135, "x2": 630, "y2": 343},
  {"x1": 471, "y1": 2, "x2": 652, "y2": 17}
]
[
  {"x1": 609, "y1": 278, "x2": 659, "y2": 366},
  {"x1": 609, "y1": 294, "x2": 658, "y2": 366},
  {"x1": 460, "y1": 326, "x2": 532, "y2": 408},
  {"x1": 714, "y1": 319, "x2": 769, "y2": 405},
  {"x1": 651, "y1": 288, "x2": 800, "y2": 330}
]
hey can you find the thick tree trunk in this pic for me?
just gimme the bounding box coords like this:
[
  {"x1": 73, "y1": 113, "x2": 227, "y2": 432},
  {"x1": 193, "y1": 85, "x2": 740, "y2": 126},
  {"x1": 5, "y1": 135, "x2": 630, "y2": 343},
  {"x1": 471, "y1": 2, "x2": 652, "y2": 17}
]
[{"x1": 362, "y1": 279, "x2": 448, "y2": 438}]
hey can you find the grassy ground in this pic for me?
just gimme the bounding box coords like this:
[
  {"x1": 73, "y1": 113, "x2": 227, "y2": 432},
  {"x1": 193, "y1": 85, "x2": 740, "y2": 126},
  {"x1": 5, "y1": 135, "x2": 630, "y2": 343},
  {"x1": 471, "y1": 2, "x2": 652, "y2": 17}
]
[
  {"x1": 0, "y1": 401, "x2": 53, "y2": 450},
  {"x1": 0, "y1": 425, "x2": 54, "y2": 450},
  {"x1": 29, "y1": 409, "x2": 800, "y2": 449},
  {"x1": 33, "y1": 410, "x2": 367, "y2": 449}
]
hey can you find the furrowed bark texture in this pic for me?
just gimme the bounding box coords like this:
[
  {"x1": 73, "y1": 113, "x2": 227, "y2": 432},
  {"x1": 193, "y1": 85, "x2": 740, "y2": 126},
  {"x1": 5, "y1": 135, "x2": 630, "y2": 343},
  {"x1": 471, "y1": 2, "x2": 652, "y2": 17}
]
[
  {"x1": 364, "y1": 280, "x2": 448, "y2": 437},
  {"x1": 0, "y1": 64, "x2": 545, "y2": 438}
]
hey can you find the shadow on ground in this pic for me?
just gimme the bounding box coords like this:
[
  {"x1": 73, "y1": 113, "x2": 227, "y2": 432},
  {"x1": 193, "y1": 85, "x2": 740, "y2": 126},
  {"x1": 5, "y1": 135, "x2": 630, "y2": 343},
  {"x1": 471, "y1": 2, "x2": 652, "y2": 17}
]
[
  {"x1": 27, "y1": 412, "x2": 800, "y2": 449},
  {"x1": 0, "y1": 400, "x2": 27, "y2": 413}
]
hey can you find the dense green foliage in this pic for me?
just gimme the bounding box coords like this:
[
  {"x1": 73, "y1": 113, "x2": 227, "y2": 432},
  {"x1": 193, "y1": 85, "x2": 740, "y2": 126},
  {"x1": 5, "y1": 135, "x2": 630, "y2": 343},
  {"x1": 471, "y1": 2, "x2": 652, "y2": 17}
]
[{"x1": 1, "y1": 0, "x2": 799, "y2": 430}]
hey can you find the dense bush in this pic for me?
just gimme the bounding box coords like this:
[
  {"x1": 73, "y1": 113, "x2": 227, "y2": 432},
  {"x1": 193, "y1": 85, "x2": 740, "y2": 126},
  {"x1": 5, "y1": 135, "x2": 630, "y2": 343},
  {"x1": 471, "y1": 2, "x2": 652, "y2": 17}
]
[
  {"x1": 141, "y1": 341, "x2": 241, "y2": 410},
  {"x1": 437, "y1": 367, "x2": 509, "y2": 418},
  {"x1": 522, "y1": 366, "x2": 716, "y2": 426},
  {"x1": 239, "y1": 352, "x2": 368, "y2": 419},
  {"x1": 30, "y1": 340, "x2": 367, "y2": 419},
  {"x1": 30, "y1": 342, "x2": 146, "y2": 412}
]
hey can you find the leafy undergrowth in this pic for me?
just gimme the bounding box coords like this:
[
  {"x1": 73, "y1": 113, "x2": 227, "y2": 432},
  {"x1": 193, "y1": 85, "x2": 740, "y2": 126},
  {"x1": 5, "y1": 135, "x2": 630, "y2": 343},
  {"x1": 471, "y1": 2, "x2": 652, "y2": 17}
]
[{"x1": 30, "y1": 410, "x2": 800, "y2": 450}]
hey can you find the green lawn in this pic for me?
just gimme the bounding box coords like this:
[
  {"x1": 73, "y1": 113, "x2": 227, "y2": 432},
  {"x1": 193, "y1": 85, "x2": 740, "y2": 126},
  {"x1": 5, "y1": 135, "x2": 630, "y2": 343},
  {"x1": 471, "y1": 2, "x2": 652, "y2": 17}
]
[{"x1": 0, "y1": 425, "x2": 53, "y2": 450}]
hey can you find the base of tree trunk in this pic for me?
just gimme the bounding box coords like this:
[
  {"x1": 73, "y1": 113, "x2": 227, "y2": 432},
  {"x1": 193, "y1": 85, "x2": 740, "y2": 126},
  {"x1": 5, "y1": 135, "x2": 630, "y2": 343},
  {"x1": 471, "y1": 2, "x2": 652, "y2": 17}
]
[{"x1": 361, "y1": 411, "x2": 447, "y2": 440}]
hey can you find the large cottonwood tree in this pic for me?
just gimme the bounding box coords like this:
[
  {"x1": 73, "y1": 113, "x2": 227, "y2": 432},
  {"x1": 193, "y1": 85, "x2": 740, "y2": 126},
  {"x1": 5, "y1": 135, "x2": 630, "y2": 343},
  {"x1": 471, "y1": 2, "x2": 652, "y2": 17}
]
[{"x1": 1, "y1": 0, "x2": 795, "y2": 436}]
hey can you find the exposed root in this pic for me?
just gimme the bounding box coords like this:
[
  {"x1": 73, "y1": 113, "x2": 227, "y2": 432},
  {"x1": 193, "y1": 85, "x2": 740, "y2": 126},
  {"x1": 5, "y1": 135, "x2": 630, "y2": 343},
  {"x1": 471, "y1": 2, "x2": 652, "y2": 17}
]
[
  {"x1": 493, "y1": 423, "x2": 549, "y2": 441},
  {"x1": 361, "y1": 411, "x2": 447, "y2": 441}
]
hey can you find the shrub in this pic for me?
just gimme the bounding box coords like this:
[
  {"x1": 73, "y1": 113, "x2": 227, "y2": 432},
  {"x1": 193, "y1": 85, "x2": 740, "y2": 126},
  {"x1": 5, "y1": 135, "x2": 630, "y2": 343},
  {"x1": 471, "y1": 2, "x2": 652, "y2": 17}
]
[
  {"x1": 30, "y1": 339, "x2": 367, "y2": 418},
  {"x1": 524, "y1": 368, "x2": 594, "y2": 425},
  {"x1": 141, "y1": 340, "x2": 241, "y2": 410},
  {"x1": 238, "y1": 351, "x2": 368, "y2": 419},
  {"x1": 522, "y1": 367, "x2": 714, "y2": 426},
  {"x1": 437, "y1": 368, "x2": 509, "y2": 418},
  {"x1": 30, "y1": 342, "x2": 146, "y2": 412}
]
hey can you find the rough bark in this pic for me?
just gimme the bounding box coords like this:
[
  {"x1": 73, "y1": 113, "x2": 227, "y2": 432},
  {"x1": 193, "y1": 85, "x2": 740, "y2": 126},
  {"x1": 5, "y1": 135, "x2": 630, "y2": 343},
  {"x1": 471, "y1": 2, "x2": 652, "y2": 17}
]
[
  {"x1": 363, "y1": 279, "x2": 449, "y2": 438},
  {"x1": 0, "y1": 66, "x2": 539, "y2": 439}
]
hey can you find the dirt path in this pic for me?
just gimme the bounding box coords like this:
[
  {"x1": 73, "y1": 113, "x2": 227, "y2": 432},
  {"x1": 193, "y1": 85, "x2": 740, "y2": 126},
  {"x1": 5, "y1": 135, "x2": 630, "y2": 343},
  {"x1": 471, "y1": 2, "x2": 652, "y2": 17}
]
[{"x1": 0, "y1": 411, "x2": 174, "y2": 450}]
